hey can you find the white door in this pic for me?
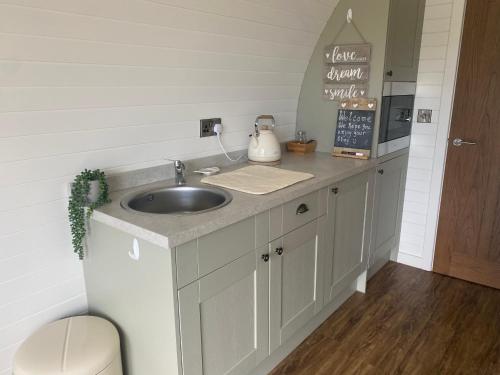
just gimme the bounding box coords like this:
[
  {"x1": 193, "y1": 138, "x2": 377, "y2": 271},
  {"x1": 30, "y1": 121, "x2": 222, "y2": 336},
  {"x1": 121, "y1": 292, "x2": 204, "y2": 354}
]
[
  {"x1": 178, "y1": 248, "x2": 269, "y2": 375},
  {"x1": 269, "y1": 219, "x2": 323, "y2": 352}
]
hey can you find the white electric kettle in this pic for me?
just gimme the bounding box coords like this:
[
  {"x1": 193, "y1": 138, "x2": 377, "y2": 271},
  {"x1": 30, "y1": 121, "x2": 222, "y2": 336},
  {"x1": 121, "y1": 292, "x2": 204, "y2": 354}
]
[{"x1": 248, "y1": 115, "x2": 281, "y2": 163}]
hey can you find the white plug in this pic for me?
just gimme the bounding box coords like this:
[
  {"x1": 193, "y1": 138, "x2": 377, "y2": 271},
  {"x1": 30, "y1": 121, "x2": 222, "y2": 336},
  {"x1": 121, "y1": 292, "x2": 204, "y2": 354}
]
[
  {"x1": 213, "y1": 121, "x2": 244, "y2": 162},
  {"x1": 214, "y1": 123, "x2": 223, "y2": 135}
]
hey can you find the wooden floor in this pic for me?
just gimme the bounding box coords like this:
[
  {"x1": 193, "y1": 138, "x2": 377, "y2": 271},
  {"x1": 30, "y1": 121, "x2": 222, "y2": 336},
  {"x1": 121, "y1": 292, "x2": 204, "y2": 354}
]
[{"x1": 270, "y1": 262, "x2": 500, "y2": 375}]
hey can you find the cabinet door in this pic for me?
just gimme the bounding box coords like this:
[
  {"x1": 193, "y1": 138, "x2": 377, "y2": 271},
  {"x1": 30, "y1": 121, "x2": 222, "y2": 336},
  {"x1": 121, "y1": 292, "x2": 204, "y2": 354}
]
[
  {"x1": 324, "y1": 172, "x2": 372, "y2": 304},
  {"x1": 178, "y1": 248, "x2": 269, "y2": 375},
  {"x1": 370, "y1": 155, "x2": 408, "y2": 269},
  {"x1": 269, "y1": 219, "x2": 323, "y2": 353},
  {"x1": 384, "y1": 0, "x2": 425, "y2": 82}
]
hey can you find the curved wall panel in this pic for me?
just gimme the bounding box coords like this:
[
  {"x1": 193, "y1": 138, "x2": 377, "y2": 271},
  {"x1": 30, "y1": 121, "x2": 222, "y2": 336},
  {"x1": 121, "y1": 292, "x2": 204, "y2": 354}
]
[
  {"x1": 0, "y1": 1, "x2": 341, "y2": 373},
  {"x1": 296, "y1": 0, "x2": 391, "y2": 154}
]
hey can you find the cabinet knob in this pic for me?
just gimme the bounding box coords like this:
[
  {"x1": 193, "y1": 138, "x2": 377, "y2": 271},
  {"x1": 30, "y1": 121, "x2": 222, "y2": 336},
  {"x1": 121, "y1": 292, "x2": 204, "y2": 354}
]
[
  {"x1": 378, "y1": 169, "x2": 384, "y2": 175},
  {"x1": 386, "y1": 70, "x2": 393, "y2": 77},
  {"x1": 261, "y1": 254, "x2": 270, "y2": 262},
  {"x1": 331, "y1": 187, "x2": 339, "y2": 194},
  {"x1": 275, "y1": 247, "x2": 284, "y2": 256},
  {"x1": 296, "y1": 203, "x2": 309, "y2": 215}
]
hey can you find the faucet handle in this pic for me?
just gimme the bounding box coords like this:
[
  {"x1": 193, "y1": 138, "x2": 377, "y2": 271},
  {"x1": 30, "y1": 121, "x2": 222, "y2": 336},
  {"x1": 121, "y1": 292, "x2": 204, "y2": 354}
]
[
  {"x1": 165, "y1": 158, "x2": 184, "y2": 166},
  {"x1": 165, "y1": 158, "x2": 186, "y2": 175}
]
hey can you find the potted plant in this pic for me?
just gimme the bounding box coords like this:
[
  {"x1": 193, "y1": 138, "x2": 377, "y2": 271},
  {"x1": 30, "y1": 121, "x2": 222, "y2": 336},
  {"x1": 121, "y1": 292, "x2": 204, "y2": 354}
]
[{"x1": 68, "y1": 169, "x2": 111, "y2": 259}]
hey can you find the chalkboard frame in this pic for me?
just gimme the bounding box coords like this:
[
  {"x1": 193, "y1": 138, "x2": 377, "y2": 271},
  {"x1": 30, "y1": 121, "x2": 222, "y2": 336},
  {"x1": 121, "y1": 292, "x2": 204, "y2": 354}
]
[{"x1": 332, "y1": 98, "x2": 377, "y2": 160}]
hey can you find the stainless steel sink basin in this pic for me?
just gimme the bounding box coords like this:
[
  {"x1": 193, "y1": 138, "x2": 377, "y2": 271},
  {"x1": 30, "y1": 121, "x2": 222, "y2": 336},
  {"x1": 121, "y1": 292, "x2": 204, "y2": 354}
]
[{"x1": 121, "y1": 185, "x2": 232, "y2": 215}]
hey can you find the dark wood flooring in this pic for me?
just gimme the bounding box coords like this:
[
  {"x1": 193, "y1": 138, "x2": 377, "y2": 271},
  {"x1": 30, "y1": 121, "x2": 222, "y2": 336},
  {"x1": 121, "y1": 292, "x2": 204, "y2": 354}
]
[{"x1": 270, "y1": 262, "x2": 500, "y2": 375}]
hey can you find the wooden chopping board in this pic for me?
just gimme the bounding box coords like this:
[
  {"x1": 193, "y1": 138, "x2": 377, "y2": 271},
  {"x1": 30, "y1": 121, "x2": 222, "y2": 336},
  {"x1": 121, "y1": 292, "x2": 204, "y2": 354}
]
[{"x1": 201, "y1": 165, "x2": 314, "y2": 195}]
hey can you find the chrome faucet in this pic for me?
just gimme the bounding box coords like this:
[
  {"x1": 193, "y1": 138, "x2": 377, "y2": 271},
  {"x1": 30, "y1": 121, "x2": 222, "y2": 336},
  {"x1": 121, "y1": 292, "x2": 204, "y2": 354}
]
[{"x1": 172, "y1": 160, "x2": 186, "y2": 185}]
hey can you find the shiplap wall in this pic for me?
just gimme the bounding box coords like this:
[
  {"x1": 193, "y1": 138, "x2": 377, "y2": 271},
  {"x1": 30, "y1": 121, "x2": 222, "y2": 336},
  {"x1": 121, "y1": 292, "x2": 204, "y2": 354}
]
[
  {"x1": 0, "y1": 0, "x2": 340, "y2": 372},
  {"x1": 397, "y1": 0, "x2": 465, "y2": 270}
]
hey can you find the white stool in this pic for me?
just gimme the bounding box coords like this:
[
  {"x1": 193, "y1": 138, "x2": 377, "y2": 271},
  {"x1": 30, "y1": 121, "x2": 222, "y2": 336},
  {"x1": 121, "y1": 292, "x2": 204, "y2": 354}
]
[{"x1": 13, "y1": 316, "x2": 123, "y2": 375}]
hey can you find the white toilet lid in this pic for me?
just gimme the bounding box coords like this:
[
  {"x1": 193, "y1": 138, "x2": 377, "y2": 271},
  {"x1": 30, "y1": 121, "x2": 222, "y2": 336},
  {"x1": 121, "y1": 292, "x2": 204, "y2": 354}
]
[{"x1": 14, "y1": 316, "x2": 120, "y2": 375}]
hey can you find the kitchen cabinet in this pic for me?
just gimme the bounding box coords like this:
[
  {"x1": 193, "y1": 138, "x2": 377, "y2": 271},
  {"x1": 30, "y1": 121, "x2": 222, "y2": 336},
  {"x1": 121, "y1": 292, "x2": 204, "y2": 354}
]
[
  {"x1": 369, "y1": 154, "x2": 408, "y2": 276},
  {"x1": 84, "y1": 167, "x2": 382, "y2": 375},
  {"x1": 84, "y1": 222, "x2": 180, "y2": 375},
  {"x1": 384, "y1": 0, "x2": 425, "y2": 82},
  {"x1": 178, "y1": 248, "x2": 269, "y2": 375},
  {"x1": 324, "y1": 171, "x2": 374, "y2": 304},
  {"x1": 269, "y1": 219, "x2": 324, "y2": 353}
]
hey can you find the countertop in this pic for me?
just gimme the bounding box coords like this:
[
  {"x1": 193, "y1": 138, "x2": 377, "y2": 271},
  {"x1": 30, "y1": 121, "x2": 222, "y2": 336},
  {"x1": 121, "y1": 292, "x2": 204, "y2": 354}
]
[{"x1": 93, "y1": 150, "x2": 408, "y2": 249}]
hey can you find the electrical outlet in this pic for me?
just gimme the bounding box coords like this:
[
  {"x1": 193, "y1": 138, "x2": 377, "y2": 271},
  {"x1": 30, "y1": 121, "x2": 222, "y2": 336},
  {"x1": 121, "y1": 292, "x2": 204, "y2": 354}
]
[
  {"x1": 200, "y1": 118, "x2": 221, "y2": 137},
  {"x1": 417, "y1": 109, "x2": 432, "y2": 123}
]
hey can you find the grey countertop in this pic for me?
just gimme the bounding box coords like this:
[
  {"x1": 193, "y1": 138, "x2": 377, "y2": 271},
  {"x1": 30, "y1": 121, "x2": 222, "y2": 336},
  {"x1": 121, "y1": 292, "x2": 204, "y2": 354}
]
[{"x1": 93, "y1": 150, "x2": 407, "y2": 249}]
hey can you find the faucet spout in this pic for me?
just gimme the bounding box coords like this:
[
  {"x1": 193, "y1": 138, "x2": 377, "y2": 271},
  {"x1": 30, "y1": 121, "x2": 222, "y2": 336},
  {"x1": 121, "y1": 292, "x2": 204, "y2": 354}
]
[{"x1": 172, "y1": 160, "x2": 186, "y2": 185}]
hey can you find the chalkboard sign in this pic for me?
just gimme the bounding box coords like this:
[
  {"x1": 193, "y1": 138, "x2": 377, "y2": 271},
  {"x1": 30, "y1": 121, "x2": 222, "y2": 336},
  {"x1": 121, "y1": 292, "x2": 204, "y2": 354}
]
[{"x1": 333, "y1": 98, "x2": 377, "y2": 160}]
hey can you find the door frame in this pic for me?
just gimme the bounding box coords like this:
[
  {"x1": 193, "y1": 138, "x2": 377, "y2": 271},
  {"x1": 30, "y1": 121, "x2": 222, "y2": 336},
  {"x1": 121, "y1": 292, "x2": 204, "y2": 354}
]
[{"x1": 399, "y1": 0, "x2": 467, "y2": 271}]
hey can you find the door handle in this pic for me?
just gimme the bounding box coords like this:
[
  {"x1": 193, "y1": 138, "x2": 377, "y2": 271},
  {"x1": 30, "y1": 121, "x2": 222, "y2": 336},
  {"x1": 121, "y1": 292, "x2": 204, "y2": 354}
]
[
  {"x1": 452, "y1": 138, "x2": 476, "y2": 147},
  {"x1": 296, "y1": 203, "x2": 309, "y2": 215},
  {"x1": 275, "y1": 247, "x2": 284, "y2": 256},
  {"x1": 261, "y1": 254, "x2": 270, "y2": 262}
]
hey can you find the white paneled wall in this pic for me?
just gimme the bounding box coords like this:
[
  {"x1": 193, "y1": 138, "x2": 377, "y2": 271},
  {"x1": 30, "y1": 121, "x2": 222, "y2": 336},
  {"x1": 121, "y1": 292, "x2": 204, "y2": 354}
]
[
  {"x1": 0, "y1": 1, "x2": 339, "y2": 372},
  {"x1": 397, "y1": 0, "x2": 465, "y2": 270}
]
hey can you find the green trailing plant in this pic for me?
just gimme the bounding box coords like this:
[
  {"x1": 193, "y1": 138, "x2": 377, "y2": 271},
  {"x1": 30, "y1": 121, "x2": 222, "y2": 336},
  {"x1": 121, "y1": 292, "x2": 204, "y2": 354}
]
[{"x1": 68, "y1": 169, "x2": 111, "y2": 260}]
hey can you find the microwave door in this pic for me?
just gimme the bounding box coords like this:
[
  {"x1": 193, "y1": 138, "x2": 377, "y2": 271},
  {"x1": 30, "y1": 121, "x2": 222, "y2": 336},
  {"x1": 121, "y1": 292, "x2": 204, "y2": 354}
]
[
  {"x1": 388, "y1": 107, "x2": 412, "y2": 140},
  {"x1": 379, "y1": 95, "x2": 414, "y2": 144},
  {"x1": 379, "y1": 96, "x2": 392, "y2": 143}
]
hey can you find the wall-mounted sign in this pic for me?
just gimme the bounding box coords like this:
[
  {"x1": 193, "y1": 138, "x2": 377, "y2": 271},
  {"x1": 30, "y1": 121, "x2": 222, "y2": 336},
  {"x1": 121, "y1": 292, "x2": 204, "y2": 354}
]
[
  {"x1": 324, "y1": 43, "x2": 371, "y2": 64},
  {"x1": 323, "y1": 43, "x2": 372, "y2": 101},
  {"x1": 324, "y1": 64, "x2": 370, "y2": 83},
  {"x1": 323, "y1": 84, "x2": 368, "y2": 101},
  {"x1": 333, "y1": 98, "x2": 377, "y2": 160}
]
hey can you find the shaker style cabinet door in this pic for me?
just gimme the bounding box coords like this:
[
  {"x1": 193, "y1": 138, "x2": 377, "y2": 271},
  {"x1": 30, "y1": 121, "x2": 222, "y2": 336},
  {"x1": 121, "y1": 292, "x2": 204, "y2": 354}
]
[
  {"x1": 269, "y1": 219, "x2": 323, "y2": 353},
  {"x1": 384, "y1": 0, "x2": 425, "y2": 82},
  {"x1": 370, "y1": 155, "x2": 407, "y2": 269},
  {"x1": 324, "y1": 172, "x2": 371, "y2": 304},
  {"x1": 178, "y1": 248, "x2": 269, "y2": 375}
]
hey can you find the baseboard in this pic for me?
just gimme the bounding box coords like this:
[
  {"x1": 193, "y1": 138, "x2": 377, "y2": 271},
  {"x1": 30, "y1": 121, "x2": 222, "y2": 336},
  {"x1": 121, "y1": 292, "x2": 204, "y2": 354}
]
[{"x1": 396, "y1": 252, "x2": 429, "y2": 270}]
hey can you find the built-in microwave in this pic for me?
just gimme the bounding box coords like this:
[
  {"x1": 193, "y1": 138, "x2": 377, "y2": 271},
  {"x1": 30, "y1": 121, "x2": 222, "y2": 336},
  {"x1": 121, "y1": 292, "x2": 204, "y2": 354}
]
[{"x1": 378, "y1": 82, "x2": 416, "y2": 156}]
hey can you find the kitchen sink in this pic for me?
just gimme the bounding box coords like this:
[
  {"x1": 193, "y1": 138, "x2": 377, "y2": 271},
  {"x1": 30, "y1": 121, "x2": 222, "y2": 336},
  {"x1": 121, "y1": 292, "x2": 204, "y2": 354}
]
[{"x1": 121, "y1": 185, "x2": 232, "y2": 215}]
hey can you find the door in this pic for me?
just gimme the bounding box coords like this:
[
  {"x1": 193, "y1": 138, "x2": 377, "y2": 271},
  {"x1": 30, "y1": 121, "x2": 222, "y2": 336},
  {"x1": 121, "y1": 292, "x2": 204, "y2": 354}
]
[
  {"x1": 177, "y1": 248, "x2": 269, "y2": 375},
  {"x1": 269, "y1": 219, "x2": 323, "y2": 353},
  {"x1": 324, "y1": 172, "x2": 372, "y2": 303},
  {"x1": 433, "y1": 0, "x2": 500, "y2": 289},
  {"x1": 370, "y1": 155, "x2": 408, "y2": 270},
  {"x1": 384, "y1": 0, "x2": 425, "y2": 81}
]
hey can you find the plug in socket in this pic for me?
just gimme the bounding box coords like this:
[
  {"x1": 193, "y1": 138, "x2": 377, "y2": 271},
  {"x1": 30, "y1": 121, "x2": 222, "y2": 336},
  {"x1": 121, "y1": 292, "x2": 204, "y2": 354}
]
[{"x1": 200, "y1": 118, "x2": 221, "y2": 138}]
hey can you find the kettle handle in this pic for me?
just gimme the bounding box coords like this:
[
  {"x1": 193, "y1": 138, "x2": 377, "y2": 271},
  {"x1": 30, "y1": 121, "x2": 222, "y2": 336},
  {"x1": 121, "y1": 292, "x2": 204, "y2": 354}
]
[{"x1": 255, "y1": 115, "x2": 275, "y2": 128}]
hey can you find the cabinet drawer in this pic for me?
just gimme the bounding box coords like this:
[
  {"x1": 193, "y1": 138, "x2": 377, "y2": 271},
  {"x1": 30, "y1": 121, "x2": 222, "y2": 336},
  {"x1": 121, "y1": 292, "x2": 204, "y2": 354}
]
[
  {"x1": 280, "y1": 191, "x2": 320, "y2": 236},
  {"x1": 176, "y1": 215, "x2": 268, "y2": 288}
]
